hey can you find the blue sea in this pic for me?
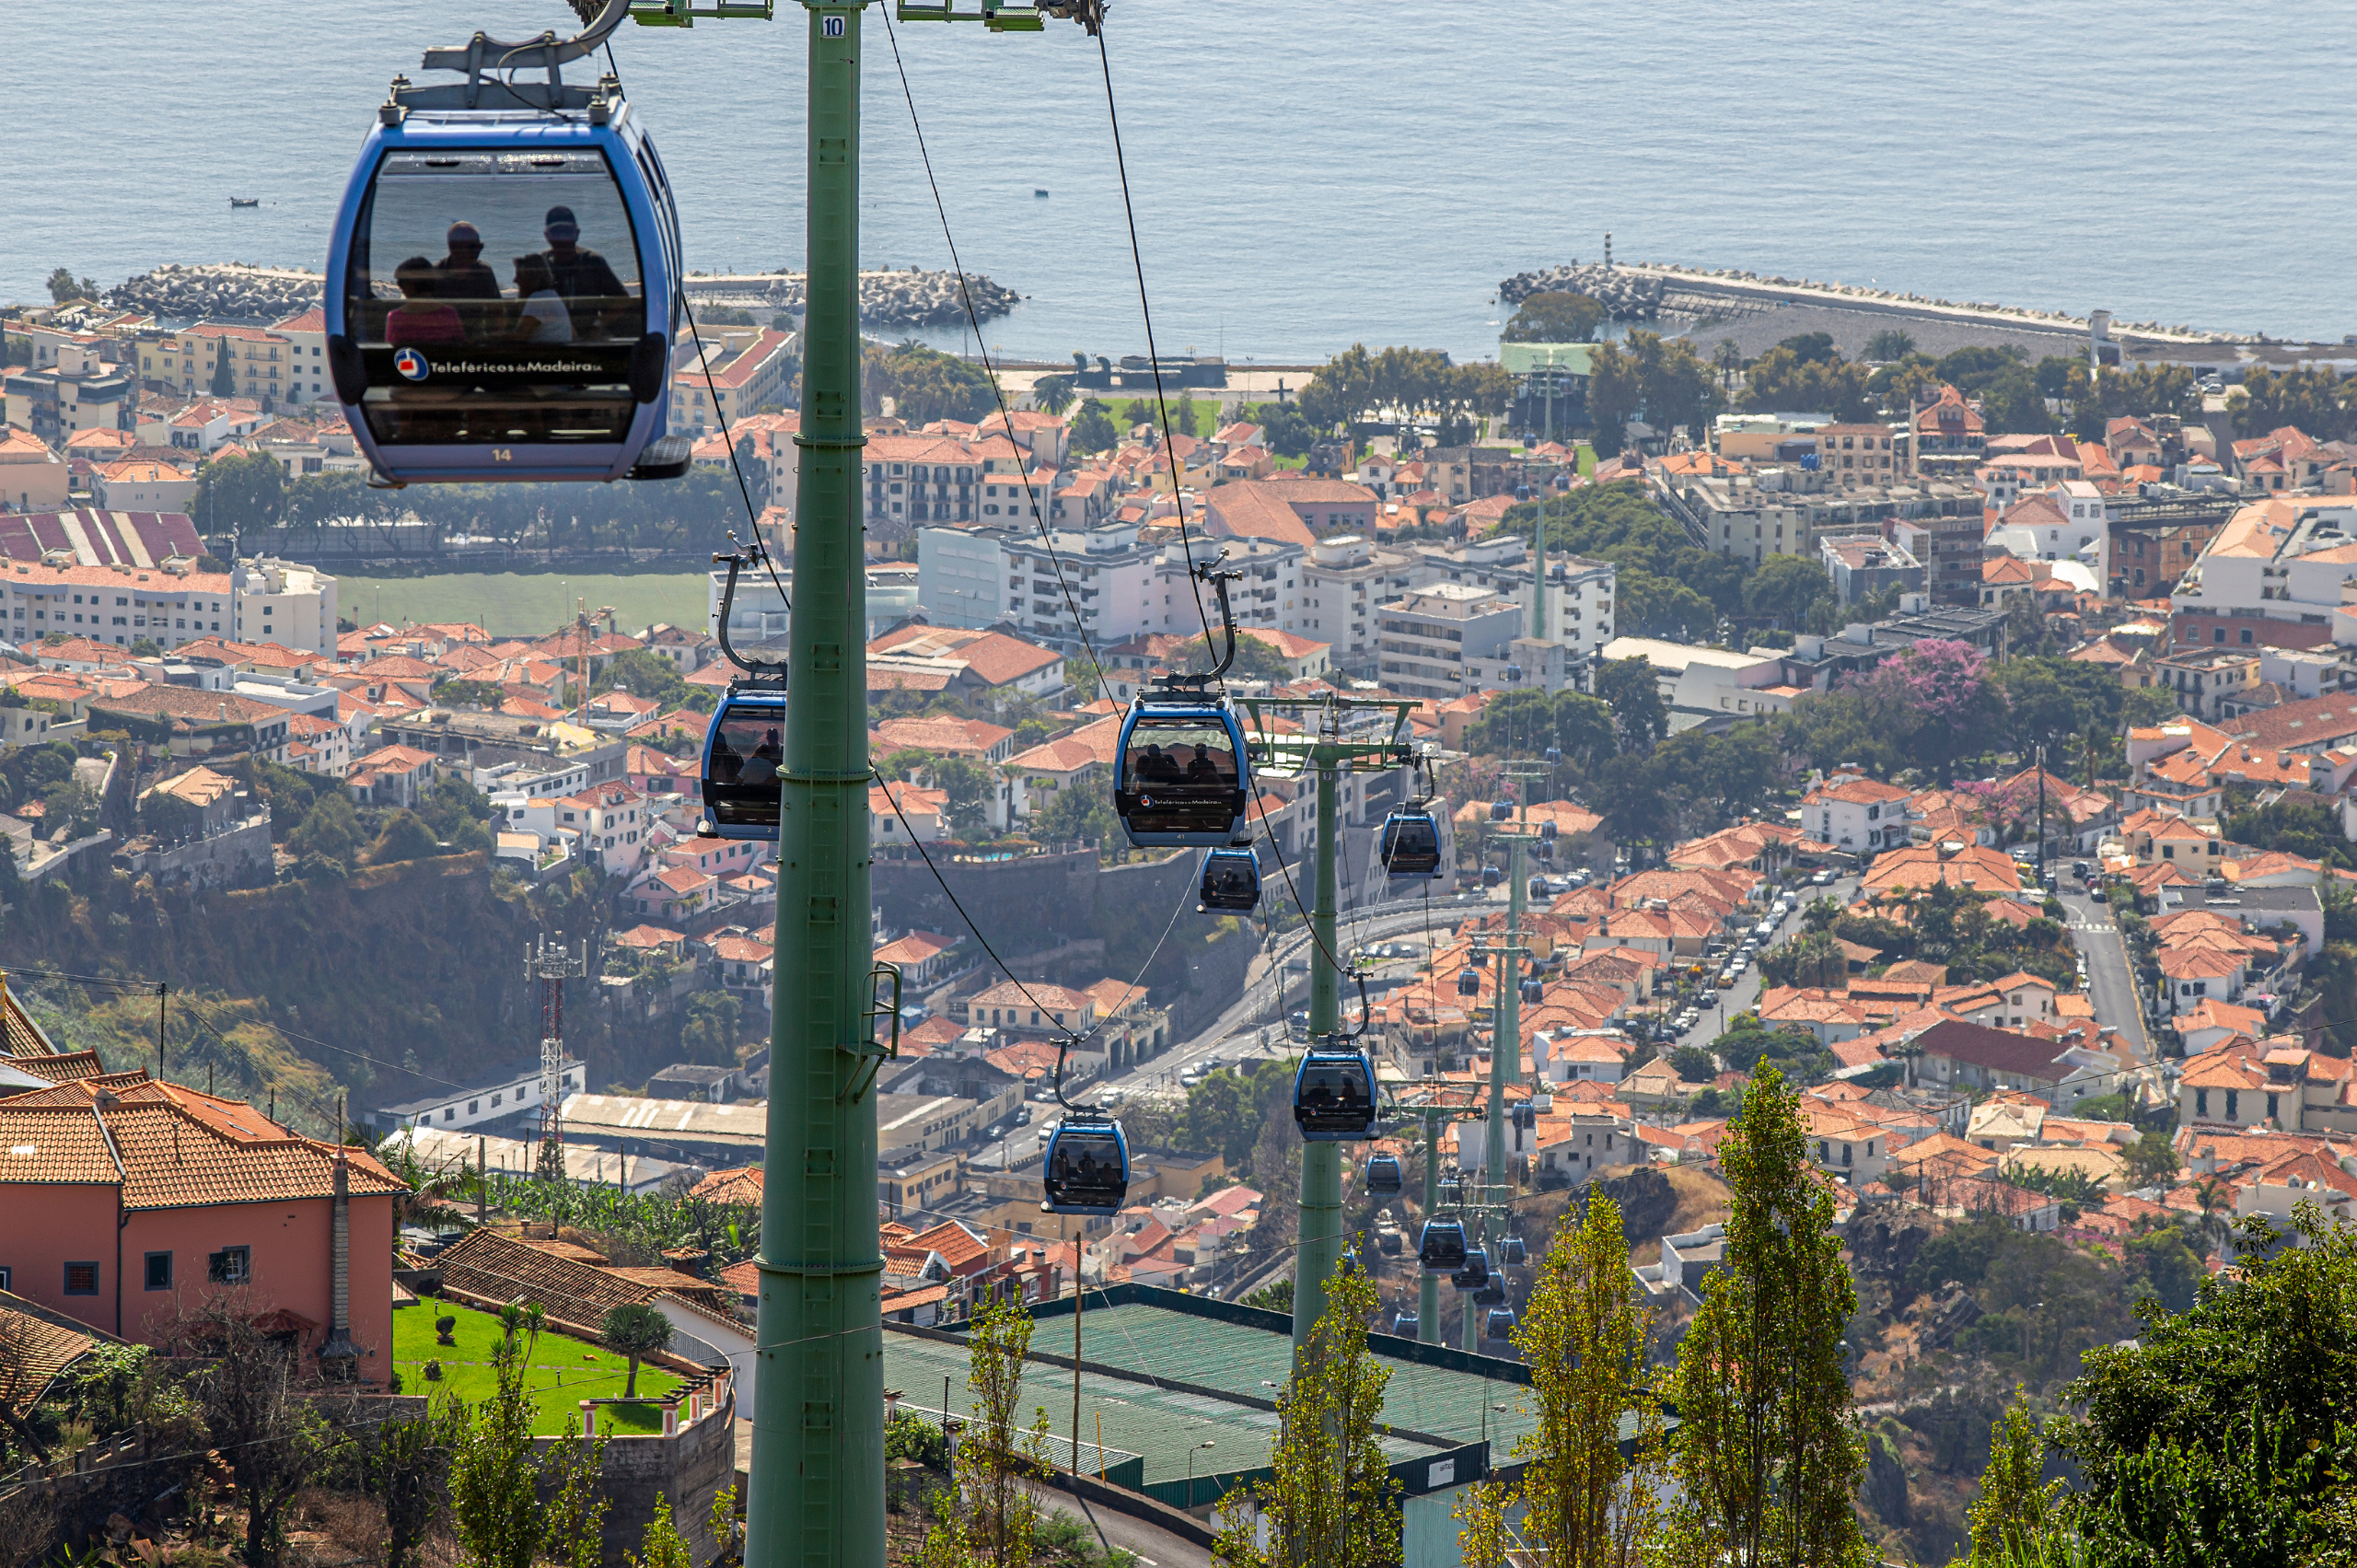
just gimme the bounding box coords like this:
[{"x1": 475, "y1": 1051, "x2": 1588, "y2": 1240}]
[{"x1": 3, "y1": 0, "x2": 2351, "y2": 365}]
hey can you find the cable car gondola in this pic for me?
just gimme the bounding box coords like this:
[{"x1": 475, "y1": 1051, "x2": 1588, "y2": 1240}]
[
  {"x1": 1484, "y1": 1308, "x2": 1517, "y2": 1342},
  {"x1": 1293, "y1": 1046, "x2": 1377, "y2": 1142},
  {"x1": 1501, "y1": 1236, "x2": 1527, "y2": 1267},
  {"x1": 1452, "y1": 1247, "x2": 1492, "y2": 1292},
  {"x1": 1417, "y1": 1219, "x2": 1467, "y2": 1274},
  {"x1": 1377, "y1": 1227, "x2": 1403, "y2": 1256},
  {"x1": 1364, "y1": 1151, "x2": 1403, "y2": 1195},
  {"x1": 1474, "y1": 1280, "x2": 1505, "y2": 1307},
  {"x1": 698, "y1": 546, "x2": 790, "y2": 840},
  {"x1": 1198, "y1": 844, "x2": 1260, "y2": 912},
  {"x1": 1456, "y1": 966, "x2": 1481, "y2": 998},
  {"x1": 1113, "y1": 561, "x2": 1253, "y2": 847},
  {"x1": 1393, "y1": 1310, "x2": 1420, "y2": 1337},
  {"x1": 1378, "y1": 809, "x2": 1444, "y2": 879},
  {"x1": 1040, "y1": 1029, "x2": 1130, "y2": 1217},
  {"x1": 1040, "y1": 1114, "x2": 1129, "y2": 1216},
  {"x1": 1480, "y1": 865, "x2": 1504, "y2": 889},
  {"x1": 1489, "y1": 798, "x2": 1514, "y2": 821},
  {"x1": 325, "y1": 2, "x2": 690, "y2": 485},
  {"x1": 1520, "y1": 977, "x2": 1544, "y2": 1005}
]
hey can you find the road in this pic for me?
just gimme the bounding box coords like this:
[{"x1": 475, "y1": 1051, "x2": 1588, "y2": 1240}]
[
  {"x1": 1027, "y1": 1480, "x2": 1214, "y2": 1568},
  {"x1": 973, "y1": 887, "x2": 1514, "y2": 1170},
  {"x1": 2056, "y1": 879, "x2": 2148, "y2": 1054}
]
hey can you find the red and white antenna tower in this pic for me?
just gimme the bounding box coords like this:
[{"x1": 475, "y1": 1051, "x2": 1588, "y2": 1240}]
[{"x1": 525, "y1": 935, "x2": 588, "y2": 1182}]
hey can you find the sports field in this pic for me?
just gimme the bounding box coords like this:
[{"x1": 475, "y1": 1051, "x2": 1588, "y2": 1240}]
[{"x1": 333, "y1": 570, "x2": 711, "y2": 638}]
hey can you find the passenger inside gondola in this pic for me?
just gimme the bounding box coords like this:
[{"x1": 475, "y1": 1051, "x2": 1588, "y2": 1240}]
[
  {"x1": 385, "y1": 258, "x2": 464, "y2": 347},
  {"x1": 507, "y1": 255, "x2": 575, "y2": 343},
  {"x1": 435, "y1": 221, "x2": 503, "y2": 303},
  {"x1": 538, "y1": 203, "x2": 629, "y2": 334}
]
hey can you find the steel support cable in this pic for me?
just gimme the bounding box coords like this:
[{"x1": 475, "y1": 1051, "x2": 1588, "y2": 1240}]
[
  {"x1": 877, "y1": 7, "x2": 1114, "y2": 707},
  {"x1": 601, "y1": 39, "x2": 788, "y2": 616},
  {"x1": 868, "y1": 764, "x2": 1186, "y2": 1058}
]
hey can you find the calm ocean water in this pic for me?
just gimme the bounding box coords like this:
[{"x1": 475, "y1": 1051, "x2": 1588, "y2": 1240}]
[{"x1": 3, "y1": 1, "x2": 2351, "y2": 364}]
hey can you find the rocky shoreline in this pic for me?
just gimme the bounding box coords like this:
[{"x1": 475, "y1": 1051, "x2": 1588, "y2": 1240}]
[
  {"x1": 682, "y1": 267, "x2": 1020, "y2": 330},
  {"x1": 100, "y1": 261, "x2": 1020, "y2": 332},
  {"x1": 108, "y1": 262, "x2": 324, "y2": 323},
  {"x1": 1496, "y1": 262, "x2": 1670, "y2": 321}
]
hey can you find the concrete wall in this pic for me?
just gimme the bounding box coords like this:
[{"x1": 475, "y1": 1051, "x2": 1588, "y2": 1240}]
[{"x1": 531, "y1": 1388, "x2": 737, "y2": 1565}]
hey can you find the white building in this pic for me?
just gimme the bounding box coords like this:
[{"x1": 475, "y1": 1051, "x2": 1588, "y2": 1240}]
[
  {"x1": 917, "y1": 526, "x2": 1010, "y2": 630},
  {"x1": 228, "y1": 556, "x2": 338, "y2": 656},
  {"x1": 2179, "y1": 496, "x2": 2357, "y2": 650},
  {"x1": 1596, "y1": 636, "x2": 1797, "y2": 724},
  {"x1": 1005, "y1": 523, "x2": 1164, "y2": 647},
  {"x1": 1802, "y1": 772, "x2": 1915, "y2": 855},
  {"x1": 1298, "y1": 534, "x2": 1419, "y2": 675},
  {"x1": 369, "y1": 1055, "x2": 586, "y2": 1135}
]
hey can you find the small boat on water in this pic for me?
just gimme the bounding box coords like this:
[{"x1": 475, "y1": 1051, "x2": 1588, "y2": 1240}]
[{"x1": 229, "y1": 197, "x2": 259, "y2": 207}]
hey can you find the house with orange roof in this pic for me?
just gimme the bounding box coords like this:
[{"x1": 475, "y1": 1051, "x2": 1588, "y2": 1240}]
[
  {"x1": 0, "y1": 1070, "x2": 401, "y2": 1364},
  {"x1": 1913, "y1": 385, "x2": 1986, "y2": 472},
  {"x1": 1802, "y1": 772, "x2": 1913, "y2": 856},
  {"x1": 875, "y1": 929, "x2": 965, "y2": 989},
  {"x1": 1858, "y1": 841, "x2": 2021, "y2": 896},
  {"x1": 2177, "y1": 1038, "x2": 2357, "y2": 1135},
  {"x1": 869, "y1": 780, "x2": 949, "y2": 844}
]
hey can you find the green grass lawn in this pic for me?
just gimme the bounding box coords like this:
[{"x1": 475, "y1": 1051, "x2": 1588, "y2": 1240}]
[
  {"x1": 394, "y1": 1297, "x2": 685, "y2": 1435},
  {"x1": 333, "y1": 570, "x2": 712, "y2": 638}
]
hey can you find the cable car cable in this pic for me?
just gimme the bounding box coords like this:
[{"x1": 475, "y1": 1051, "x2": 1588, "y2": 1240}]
[
  {"x1": 866, "y1": 762, "x2": 1188, "y2": 1057},
  {"x1": 877, "y1": 7, "x2": 1115, "y2": 706},
  {"x1": 1091, "y1": 24, "x2": 1220, "y2": 664},
  {"x1": 593, "y1": 44, "x2": 783, "y2": 613}
]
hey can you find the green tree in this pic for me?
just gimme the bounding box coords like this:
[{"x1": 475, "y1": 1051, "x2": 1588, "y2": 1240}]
[
  {"x1": 1455, "y1": 1478, "x2": 1517, "y2": 1568},
  {"x1": 1179, "y1": 1063, "x2": 1280, "y2": 1168},
  {"x1": 447, "y1": 1307, "x2": 607, "y2": 1568},
  {"x1": 374, "y1": 1410, "x2": 455, "y2": 1568},
  {"x1": 1742, "y1": 555, "x2": 1834, "y2": 630},
  {"x1": 286, "y1": 792, "x2": 364, "y2": 868},
  {"x1": 600, "y1": 1303, "x2": 674, "y2": 1400},
  {"x1": 1255, "y1": 399, "x2": 1316, "y2": 459},
  {"x1": 1036, "y1": 772, "x2": 1119, "y2": 847},
  {"x1": 1214, "y1": 1263, "x2": 1399, "y2": 1568},
  {"x1": 1661, "y1": 1064, "x2": 1865, "y2": 1568},
  {"x1": 1587, "y1": 332, "x2": 1724, "y2": 455},
  {"x1": 1593, "y1": 656, "x2": 1668, "y2": 755},
  {"x1": 2121, "y1": 1129, "x2": 2181, "y2": 1189},
  {"x1": 1864, "y1": 330, "x2": 1916, "y2": 362},
  {"x1": 680, "y1": 990, "x2": 743, "y2": 1066},
  {"x1": 629, "y1": 1493, "x2": 696, "y2": 1568},
  {"x1": 45, "y1": 266, "x2": 98, "y2": 304},
  {"x1": 193, "y1": 452, "x2": 288, "y2": 544},
  {"x1": 922, "y1": 1293, "x2": 1049, "y2": 1568},
  {"x1": 606, "y1": 645, "x2": 696, "y2": 709},
  {"x1": 433, "y1": 678, "x2": 505, "y2": 710},
  {"x1": 1504, "y1": 290, "x2": 1605, "y2": 343},
  {"x1": 1965, "y1": 1391, "x2": 2061, "y2": 1562},
  {"x1": 1514, "y1": 1188, "x2": 1666, "y2": 1568},
  {"x1": 1774, "y1": 332, "x2": 1840, "y2": 366},
  {"x1": 1069, "y1": 398, "x2": 1118, "y2": 454},
  {"x1": 1741, "y1": 347, "x2": 1874, "y2": 423},
  {"x1": 932, "y1": 756, "x2": 994, "y2": 840},
  {"x1": 1980, "y1": 366, "x2": 2055, "y2": 435},
  {"x1": 865, "y1": 341, "x2": 997, "y2": 424},
  {"x1": 365, "y1": 808, "x2": 443, "y2": 865}
]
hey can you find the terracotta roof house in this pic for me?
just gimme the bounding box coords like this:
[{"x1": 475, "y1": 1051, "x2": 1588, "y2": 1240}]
[{"x1": 0, "y1": 1073, "x2": 402, "y2": 1365}]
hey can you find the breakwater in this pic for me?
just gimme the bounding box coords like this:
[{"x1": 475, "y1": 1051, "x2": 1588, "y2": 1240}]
[
  {"x1": 100, "y1": 261, "x2": 1020, "y2": 331},
  {"x1": 683, "y1": 267, "x2": 1019, "y2": 330}
]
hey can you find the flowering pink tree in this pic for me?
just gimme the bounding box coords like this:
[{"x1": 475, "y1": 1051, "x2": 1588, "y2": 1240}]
[{"x1": 1840, "y1": 638, "x2": 2005, "y2": 784}]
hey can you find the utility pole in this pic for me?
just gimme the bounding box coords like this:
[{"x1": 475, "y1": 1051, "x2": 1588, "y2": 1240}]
[
  {"x1": 744, "y1": 6, "x2": 1077, "y2": 1563},
  {"x1": 1241, "y1": 693, "x2": 1418, "y2": 1362},
  {"x1": 1529, "y1": 504, "x2": 1549, "y2": 644}
]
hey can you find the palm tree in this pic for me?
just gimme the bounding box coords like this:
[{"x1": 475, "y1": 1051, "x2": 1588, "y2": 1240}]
[
  {"x1": 1713, "y1": 339, "x2": 1743, "y2": 389},
  {"x1": 601, "y1": 1303, "x2": 675, "y2": 1399}
]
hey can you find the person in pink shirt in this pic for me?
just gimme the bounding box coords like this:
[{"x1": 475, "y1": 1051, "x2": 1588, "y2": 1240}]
[{"x1": 383, "y1": 256, "x2": 464, "y2": 347}]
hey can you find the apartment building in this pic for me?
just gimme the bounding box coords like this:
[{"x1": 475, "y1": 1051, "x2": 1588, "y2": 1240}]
[
  {"x1": 1375, "y1": 582, "x2": 1523, "y2": 701},
  {"x1": 668, "y1": 328, "x2": 795, "y2": 435},
  {"x1": 2173, "y1": 495, "x2": 2357, "y2": 652},
  {"x1": 1297, "y1": 534, "x2": 1418, "y2": 673}
]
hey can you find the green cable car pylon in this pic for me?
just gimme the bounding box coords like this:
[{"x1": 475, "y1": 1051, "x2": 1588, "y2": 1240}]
[{"x1": 746, "y1": 6, "x2": 1090, "y2": 1564}]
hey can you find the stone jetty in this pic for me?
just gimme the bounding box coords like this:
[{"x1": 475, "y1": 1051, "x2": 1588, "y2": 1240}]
[
  {"x1": 107, "y1": 262, "x2": 325, "y2": 323},
  {"x1": 1497, "y1": 262, "x2": 1668, "y2": 321},
  {"x1": 101, "y1": 261, "x2": 1019, "y2": 332},
  {"x1": 682, "y1": 267, "x2": 1019, "y2": 330}
]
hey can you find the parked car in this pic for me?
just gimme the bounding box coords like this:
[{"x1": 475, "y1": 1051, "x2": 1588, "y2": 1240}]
[{"x1": 1810, "y1": 867, "x2": 1835, "y2": 886}]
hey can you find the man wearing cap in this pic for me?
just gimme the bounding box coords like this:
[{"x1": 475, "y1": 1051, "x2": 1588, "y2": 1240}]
[
  {"x1": 537, "y1": 204, "x2": 631, "y2": 337},
  {"x1": 435, "y1": 222, "x2": 503, "y2": 303}
]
